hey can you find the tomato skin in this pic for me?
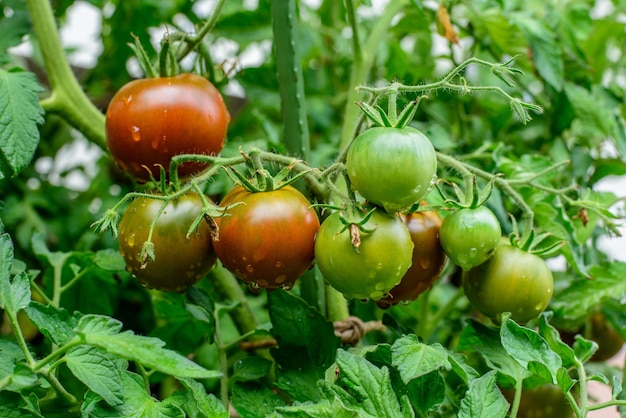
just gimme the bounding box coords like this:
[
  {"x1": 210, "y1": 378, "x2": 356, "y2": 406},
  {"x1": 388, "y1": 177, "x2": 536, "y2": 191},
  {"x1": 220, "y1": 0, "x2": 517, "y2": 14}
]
[
  {"x1": 346, "y1": 127, "x2": 437, "y2": 213},
  {"x1": 377, "y1": 210, "x2": 446, "y2": 308},
  {"x1": 589, "y1": 312, "x2": 624, "y2": 361},
  {"x1": 212, "y1": 186, "x2": 320, "y2": 290},
  {"x1": 315, "y1": 209, "x2": 414, "y2": 300},
  {"x1": 463, "y1": 243, "x2": 554, "y2": 323},
  {"x1": 118, "y1": 193, "x2": 217, "y2": 292},
  {"x1": 439, "y1": 206, "x2": 501, "y2": 271},
  {"x1": 106, "y1": 73, "x2": 230, "y2": 182}
]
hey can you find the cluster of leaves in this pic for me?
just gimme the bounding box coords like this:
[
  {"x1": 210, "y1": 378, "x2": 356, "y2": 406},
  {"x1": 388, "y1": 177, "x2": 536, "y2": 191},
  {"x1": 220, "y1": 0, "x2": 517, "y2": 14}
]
[{"x1": 1, "y1": 0, "x2": 625, "y2": 417}]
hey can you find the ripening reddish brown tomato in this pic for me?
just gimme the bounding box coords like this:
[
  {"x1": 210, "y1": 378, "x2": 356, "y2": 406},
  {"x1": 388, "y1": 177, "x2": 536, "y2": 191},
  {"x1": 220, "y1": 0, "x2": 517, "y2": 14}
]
[
  {"x1": 118, "y1": 193, "x2": 217, "y2": 292},
  {"x1": 212, "y1": 185, "x2": 320, "y2": 290},
  {"x1": 376, "y1": 210, "x2": 446, "y2": 308},
  {"x1": 106, "y1": 73, "x2": 230, "y2": 182}
]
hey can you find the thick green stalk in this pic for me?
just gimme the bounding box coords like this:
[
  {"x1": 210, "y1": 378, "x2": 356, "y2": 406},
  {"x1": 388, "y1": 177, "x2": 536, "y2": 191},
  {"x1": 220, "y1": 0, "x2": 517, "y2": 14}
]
[
  {"x1": 271, "y1": 0, "x2": 329, "y2": 311},
  {"x1": 270, "y1": 0, "x2": 311, "y2": 158},
  {"x1": 26, "y1": 0, "x2": 106, "y2": 148}
]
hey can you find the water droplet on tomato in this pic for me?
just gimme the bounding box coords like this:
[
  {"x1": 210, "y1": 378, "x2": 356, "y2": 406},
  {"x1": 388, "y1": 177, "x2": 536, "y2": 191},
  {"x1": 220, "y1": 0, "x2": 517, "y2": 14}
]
[
  {"x1": 130, "y1": 126, "x2": 141, "y2": 142},
  {"x1": 151, "y1": 136, "x2": 160, "y2": 150},
  {"x1": 419, "y1": 258, "x2": 430, "y2": 269},
  {"x1": 274, "y1": 274, "x2": 286, "y2": 284},
  {"x1": 127, "y1": 233, "x2": 136, "y2": 247},
  {"x1": 124, "y1": 95, "x2": 133, "y2": 105},
  {"x1": 246, "y1": 264, "x2": 254, "y2": 273},
  {"x1": 280, "y1": 283, "x2": 293, "y2": 291},
  {"x1": 275, "y1": 261, "x2": 282, "y2": 268},
  {"x1": 248, "y1": 282, "x2": 260, "y2": 290},
  {"x1": 359, "y1": 298, "x2": 369, "y2": 303}
]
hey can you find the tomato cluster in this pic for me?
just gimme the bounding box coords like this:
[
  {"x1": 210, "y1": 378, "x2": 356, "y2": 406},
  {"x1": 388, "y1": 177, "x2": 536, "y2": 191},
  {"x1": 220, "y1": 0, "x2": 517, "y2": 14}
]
[{"x1": 108, "y1": 76, "x2": 554, "y2": 323}]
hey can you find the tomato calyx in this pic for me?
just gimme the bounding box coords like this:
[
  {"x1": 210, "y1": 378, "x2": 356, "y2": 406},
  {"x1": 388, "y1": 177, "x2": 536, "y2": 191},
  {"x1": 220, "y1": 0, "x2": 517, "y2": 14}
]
[
  {"x1": 507, "y1": 217, "x2": 565, "y2": 257},
  {"x1": 439, "y1": 173, "x2": 501, "y2": 210},
  {"x1": 356, "y1": 93, "x2": 427, "y2": 129},
  {"x1": 224, "y1": 148, "x2": 316, "y2": 193}
]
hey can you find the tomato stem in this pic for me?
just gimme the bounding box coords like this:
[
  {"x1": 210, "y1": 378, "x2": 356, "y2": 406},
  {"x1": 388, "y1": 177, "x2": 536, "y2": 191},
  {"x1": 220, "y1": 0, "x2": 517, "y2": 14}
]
[
  {"x1": 339, "y1": 0, "x2": 409, "y2": 150},
  {"x1": 25, "y1": 0, "x2": 106, "y2": 148},
  {"x1": 270, "y1": 0, "x2": 311, "y2": 159},
  {"x1": 175, "y1": 0, "x2": 227, "y2": 61}
]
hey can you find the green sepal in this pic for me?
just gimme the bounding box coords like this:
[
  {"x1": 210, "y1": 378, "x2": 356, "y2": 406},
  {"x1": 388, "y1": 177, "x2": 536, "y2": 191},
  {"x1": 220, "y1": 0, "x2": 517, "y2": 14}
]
[{"x1": 128, "y1": 35, "x2": 158, "y2": 78}]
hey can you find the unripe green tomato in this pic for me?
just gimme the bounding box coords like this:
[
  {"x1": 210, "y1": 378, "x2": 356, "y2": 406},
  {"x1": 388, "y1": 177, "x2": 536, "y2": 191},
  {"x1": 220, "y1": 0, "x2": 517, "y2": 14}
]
[
  {"x1": 315, "y1": 209, "x2": 414, "y2": 300},
  {"x1": 346, "y1": 126, "x2": 437, "y2": 213},
  {"x1": 463, "y1": 243, "x2": 553, "y2": 324},
  {"x1": 439, "y1": 206, "x2": 501, "y2": 271}
]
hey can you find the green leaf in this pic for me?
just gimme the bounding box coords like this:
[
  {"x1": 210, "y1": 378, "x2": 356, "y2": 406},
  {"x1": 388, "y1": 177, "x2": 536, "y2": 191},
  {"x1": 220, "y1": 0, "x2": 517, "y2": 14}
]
[
  {"x1": 0, "y1": 233, "x2": 30, "y2": 313},
  {"x1": 0, "y1": 391, "x2": 40, "y2": 418},
  {"x1": 0, "y1": 9, "x2": 31, "y2": 52},
  {"x1": 268, "y1": 290, "x2": 340, "y2": 402},
  {"x1": 151, "y1": 291, "x2": 214, "y2": 354},
  {"x1": 514, "y1": 16, "x2": 564, "y2": 91},
  {"x1": 65, "y1": 346, "x2": 124, "y2": 407},
  {"x1": 0, "y1": 341, "x2": 40, "y2": 392},
  {"x1": 76, "y1": 314, "x2": 221, "y2": 380},
  {"x1": 82, "y1": 371, "x2": 184, "y2": 418},
  {"x1": 0, "y1": 339, "x2": 24, "y2": 378},
  {"x1": 231, "y1": 381, "x2": 286, "y2": 418},
  {"x1": 537, "y1": 315, "x2": 577, "y2": 368},
  {"x1": 458, "y1": 371, "x2": 509, "y2": 418},
  {"x1": 0, "y1": 68, "x2": 44, "y2": 178},
  {"x1": 31, "y1": 232, "x2": 71, "y2": 271},
  {"x1": 500, "y1": 318, "x2": 562, "y2": 384},
  {"x1": 458, "y1": 320, "x2": 529, "y2": 382},
  {"x1": 551, "y1": 262, "x2": 626, "y2": 321},
  {"x1": 573, "y1": 335, "x2": 598, "y2": 363},
  {"x1": 231, "y1": 356, "x2": 273, "y2": 383},
  {"x1": 273, "y1": 397, "x2": 360, "y2": 418},
  {"x1": 24, "y1": 302, "x2": 80, "y2": 345},
  {"x1": 331, "y1": 349, "x2": 413, "y2": 418},
  {"x1": 565, "y1": 83, "x2": 614, "y2": 143},
  {"x1": 177, "y1": 378, "x2": 229, "y2": 418},
  {"x1": 391, "y1": 334, "x2": 452, "y2": 383},
  {"x1": 405, "y1": 371, "x2": 446, "y2": 414},
  {"x1": 93, "y1": 249, "x2": 126, "y2": 271}
]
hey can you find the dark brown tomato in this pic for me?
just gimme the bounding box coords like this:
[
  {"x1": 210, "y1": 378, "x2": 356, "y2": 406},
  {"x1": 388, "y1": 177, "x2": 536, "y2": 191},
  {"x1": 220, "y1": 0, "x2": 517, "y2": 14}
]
[
  {"x1": 377, "y1": 210, "x2": 446, "y2": 308},
  {"x1": 106, "y1": 73, "x2": 230, "y2": 182},
  {"x1": 212, "y1": 186, "x2": 320, "y2": 290}
]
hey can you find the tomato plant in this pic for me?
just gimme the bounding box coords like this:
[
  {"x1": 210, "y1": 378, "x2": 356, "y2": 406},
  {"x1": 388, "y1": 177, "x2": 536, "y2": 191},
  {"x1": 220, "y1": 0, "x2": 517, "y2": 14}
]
[
  {"x1": 346, "y1": 126, "x2": 437, "y2": 213},
  {"x1": 315, "y1": 208, "x2": 414, "y2": 300},
  {"x1": 439, "y1": 206, "x2": 502, "y2": 271},
  {"x1": 105, "y1": 73, "x2": 230, "y2": 182},
  {"x1": 376, "y1": 209, "x2": 446, "y2": 308},
  {"x1": 118, "y1": 193, "x2": 216, "y2": 292},
  {"x1": 2, "y1": 0, "x2": 626, "y2": 416},
  {"x1": 212, "y1": 185, "x2": 319, "y2": 290},
  {"x1": 463, "y1": 242, "x2": 554, "y2": 323}
]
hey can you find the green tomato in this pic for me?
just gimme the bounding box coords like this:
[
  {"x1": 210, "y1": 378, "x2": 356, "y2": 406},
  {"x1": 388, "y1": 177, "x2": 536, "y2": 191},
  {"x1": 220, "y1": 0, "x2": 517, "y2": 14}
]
[
  {"x1": 463, "y1": 242, "x2": 554, "y2": 323},
  {"x1": 315, "y1": 209, "x2": 414, "y2": 300},
  {"x1": 346, "y1": 126, "x2": 437, "y2": 213},
  {"x1": 439, "y1": 206, "x2": 501, "y2": 271}
]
